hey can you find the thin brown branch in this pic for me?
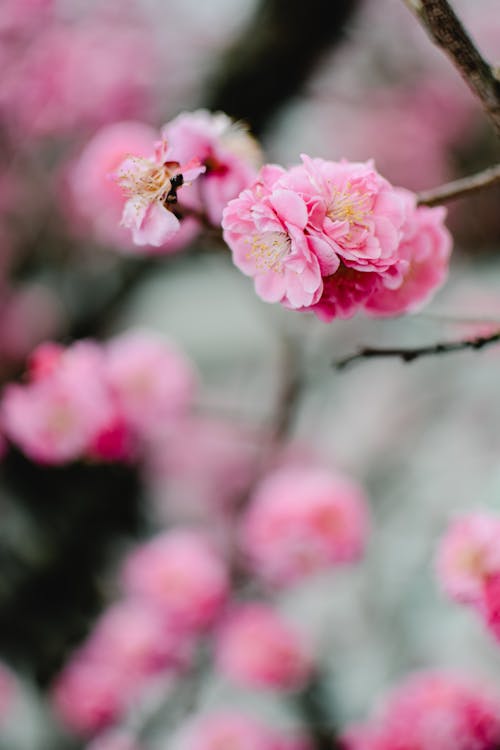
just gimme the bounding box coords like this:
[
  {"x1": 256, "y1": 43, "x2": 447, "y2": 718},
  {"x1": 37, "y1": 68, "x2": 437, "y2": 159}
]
[
  {"x1": 334, "y1": 330, "x2": 500, "y2": 370},
  {"x1": 403, "y1": 0, "x2": 500, "y2": 138},
  {"x1": 417, "y1": 163, "x2": 500, "y2": 206}
]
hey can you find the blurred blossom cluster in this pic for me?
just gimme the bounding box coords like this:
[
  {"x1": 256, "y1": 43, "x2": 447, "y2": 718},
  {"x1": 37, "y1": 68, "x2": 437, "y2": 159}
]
[{"x1": 1, "y1": 1, "x2": 500, "y2": 750}]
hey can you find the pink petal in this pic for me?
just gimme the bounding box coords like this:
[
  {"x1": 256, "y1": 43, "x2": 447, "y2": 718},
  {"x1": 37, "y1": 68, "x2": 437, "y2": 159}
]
[
  {"x1": 270, "y1": 190, "x2": 308, "y2": 229},
  {"x1": 133, "y1": 203, "x2": 180, "y2": 247}
]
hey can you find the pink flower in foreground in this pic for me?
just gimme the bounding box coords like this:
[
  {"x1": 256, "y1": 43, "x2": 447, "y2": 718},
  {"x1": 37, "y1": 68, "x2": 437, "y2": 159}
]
[
  {"x1": 240, "y1": 467, "x2": 369, "y2": 586},
  {"x1": 1, "y1": 341, "x2": 116, "y2": 464},
  {"x1": 104, "y1": 331, "x2": 196, "y2": 441},
  {"x1": 117, "y1": 137, "x2": 204, "y2": 247},
  {"x1": 365, "y1": 190, "x2": 452, "y2": 316},
  {"x1": 436, "y1": 513, "x2": 500, "y2": 606},
  {"x1": 223, "y1": 155, "x2": 452, "y2": 320},
  {"x1": 121, "y1": 530, "x2": 229, "y2": 631},
  {"x1": 171, "y1": 711, "x2": 288, "y2": 750},
  {"x1": 163, "y1": 109, "x2": 262, "y2": 225},
  {"x1": 215, "y1": 603, "x2": 313, "y2": 691},
  {"x1": 342, "y1": 671, "x2": 500, "y2": 750},
  {"x1": 66, "y1": 121, "x2": 158, "y2": 250}
]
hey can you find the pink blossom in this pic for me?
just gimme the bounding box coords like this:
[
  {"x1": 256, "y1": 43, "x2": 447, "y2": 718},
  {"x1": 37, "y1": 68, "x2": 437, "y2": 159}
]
[
  {"x1": 215, "y1": 603, "x2": 313, "y2": 691},
  {"x1": 52, "y1": 659, "x2": 127, "y2": 735},
  {"x1": 222, "y1": 165, "x2": 325, "y2": 309},
  {"x1": 1, "y1": 21, "x2": 156, "y2": 139},
  {"x1": 66, "y1": 121, "x2": 158, "y2": 250},
  {"x1": 436, "y1": 513, "x2": 500, "y2": 606},
  {"x1": 342, "y1": 671, "x2": 500, "y2": 750},
  {"x1": 365, "y1": 190, "x2": 452, "y2": 316},
  {"x1": 162, "y1": 109, "x2": 262, "y2": 225},
  {"x1": 222, "y1": 156, "x2": 412, "y2": 318},
  {"x1": 171, "y1": 711, "x2": 287, "y2": 750},
  {"x1": 104, "y1": 331, "x2": 196, "y2": 441},
  {"x1": 1, "y1": 341, "x2": 117, "y2": 464},
  {"x1": 240, "y1": 467, "x2": 369, "y2": 586},
  {"x1": 85, "y1": 599, "x2": 191, "y2": 680},
  {"x1": 121, "y1": 530, "x2": 229, "y2": 631},
  {"x1": 117, "y1": 137, "x2": 204, "y2": 248}
]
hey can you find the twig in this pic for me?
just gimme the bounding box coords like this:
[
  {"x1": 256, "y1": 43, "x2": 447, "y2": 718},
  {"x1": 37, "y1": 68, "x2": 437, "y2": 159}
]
[
  {"x1": 402, "y1": 0, "x2": 500, "y2": 138},
  {"x1": 417, "y1": 164, "x2": 500, "y2": 206},
  {"x1": 334, "y1": 330, "x2": 500, "y2": 370}
]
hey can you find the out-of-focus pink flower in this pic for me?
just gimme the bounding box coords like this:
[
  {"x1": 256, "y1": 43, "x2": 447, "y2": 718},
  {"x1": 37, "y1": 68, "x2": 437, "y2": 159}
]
[
  {"x1": 1, "y1": 341, "x2": 117, "y2": 464},
  {"x1": 162, "y1": 109, "x2": 262, "y2": 225},
  {"x1": 215, "y1": 603, "x2": 313, "y2": 691},
  {"x1": 52, "y1": 660, "x2": 126, "y2": 736},
  {"x1": 85, "y1": 599, "x2": 191, "y2": 680},
  {"x1": 86, "y1": 729, "x2": 143, "y2": 750},
  {"x1": 365, "y1": 190, "x2": 452, "y2": 316},
  {"x1": 66, "y1": 121, "x2": 158, "y2": 250},
  {"x1": 104, "y1": 331, "x2": 196, "y2": 441},
  {"x1": 1, "y1": 22, "x2": 156, "y2": 139},
  {"x1": 0, "y1": 0, "x2": 53, "y2": 36},
  {"x1": 240, "y1": 467, "x2": 369, "y2": 586},
  {"x1": 171, "y1": 711, "x2": 288, "y2": 750},
  {"x1": 121, "y1": 530, "x2": 229, "y2": 631},
  {"x1": 117, "y1": 137, "x2": 204, "y2": 247},
  {"x1": 436, "y1": 513, "x2": 500, "y2": 606},
  {"x1": 342, "y1": 671, "x2": 500, "y2": 750}
]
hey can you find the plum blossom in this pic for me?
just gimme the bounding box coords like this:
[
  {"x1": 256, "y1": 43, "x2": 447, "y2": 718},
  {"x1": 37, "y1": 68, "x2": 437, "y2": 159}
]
[
  {"x1": 104, "y1": 330, "x2": 196, "y2": 441},
  {"x1": 223, "y1": 155, "x2": 452, "y2": 320},
  {"x1": 117, "y1": 137, "x2": 204, "y2": 247},
  {"x1": 365, "y1": 190, "x2": 452, "y2": 316},
  {"x1": 215, "y1": 603, "x2": 313, "y2": 691},
  {"x1": 162, "y1": 109, "x2": 262, "y2": 224},
  {"x1": 240, "y1": 466, "x2": 369, "y2": 586},
  {"x1": 342, "y1": 671, "x2": 500, "y2": 750},
  {"x1": 1, "y1": 341, "x2": 117, "y2": 464},
  {"x1": 436, "y1": 513, "x2": 500, "y2": 606},
  {"x1": 121, "y1": 530, "x2": 229, "y2": 631},
  {"x1": 66, "y1": 121, "x2": 158, "y2": 250}
]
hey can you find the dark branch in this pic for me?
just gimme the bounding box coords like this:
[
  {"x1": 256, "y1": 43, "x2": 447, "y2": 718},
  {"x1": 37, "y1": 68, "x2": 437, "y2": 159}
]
[
  {"x1": 417, "y1": 163, "x2": 500, "y2": 206},
  {"x1": 207, "y1": 0, "x2": 363, "y2": 136},
  {"x1": 334, "y1": 330, "x2": 500, "y2": 370},
  {"x1": 403, "y1": 0, "x2": 500, "y2": 138}
]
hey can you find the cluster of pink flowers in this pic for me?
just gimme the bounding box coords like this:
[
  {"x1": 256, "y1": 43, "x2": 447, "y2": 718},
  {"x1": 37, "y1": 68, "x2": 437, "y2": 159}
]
[
  {"x1": 111, "y1": 110, "x2": 261, "y2": 252},
  {"x1": 0, "y1": 330, "x2": 195, "y2": 464},
  {"x1": 222, "y1": 157, "x2": 452, "y2": 320},
  {"x1": 171, "y1": 710, "x2": 311, "y2": 750},
  {"x1": 342, "y1": 671, "x2": 500, "y2": 750},
  {"x1": 240, "y1": 466, "x2": 369, "y2": 586},
  {"x1": 215, "y1": 603, "x2": 313, "y2": 691},
  {"x1": 436, "y1": 513, "x2": 500, "y2": 641},
  {"x1": 53, "y1": 529, "x2": 229, "y2": 735}
]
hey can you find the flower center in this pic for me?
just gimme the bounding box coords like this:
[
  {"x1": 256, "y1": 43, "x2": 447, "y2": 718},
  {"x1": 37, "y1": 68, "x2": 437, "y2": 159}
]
[
  {"x1": 246, "y1": 231, "x2": 291, "y2": 273},
  {"x1": 118, "y1": 157, "x2": 179, "y2": 203},
  {"x1": 327, "y1": 186, "x2": 372, "y2": 227}
]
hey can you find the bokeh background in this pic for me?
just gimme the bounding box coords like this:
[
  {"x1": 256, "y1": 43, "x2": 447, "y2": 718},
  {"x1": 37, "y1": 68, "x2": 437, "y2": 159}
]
[{"x1": 1, "y1": 0, "x2": 500, "y2": 748}]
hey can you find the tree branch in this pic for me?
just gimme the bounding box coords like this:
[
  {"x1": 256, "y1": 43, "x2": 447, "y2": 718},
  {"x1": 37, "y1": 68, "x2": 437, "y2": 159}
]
[
  {"x1": 403, "y1": 0, "x2": 500, "y2": 138},
  {"x1": 417, "y1": 163, "x2": 500, "y2": 206},
  {"x1": 334, "y1": 330, "x2": 500, "y2": 370}
]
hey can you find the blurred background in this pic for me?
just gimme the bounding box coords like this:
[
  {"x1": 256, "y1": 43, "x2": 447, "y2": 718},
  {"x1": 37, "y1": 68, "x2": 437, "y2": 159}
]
[{"x1": 1, "y1": 0, "x2": 500, "y2": 748}]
